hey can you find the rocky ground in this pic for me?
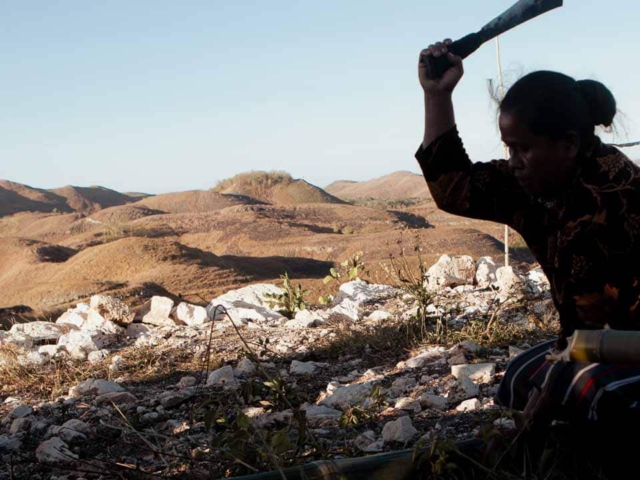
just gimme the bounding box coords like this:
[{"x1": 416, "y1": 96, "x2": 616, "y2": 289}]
[{"x1": 0, "y1": 254, "x2": 558, "y2": 479}]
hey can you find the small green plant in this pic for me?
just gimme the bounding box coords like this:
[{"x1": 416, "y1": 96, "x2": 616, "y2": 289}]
[
  {"x1": 319, "y1": 251, "x2": 367, "y2": 304},
  {"x1": 264, "y1": 272, "x2": 310, "y2": 319},
  {"x1": 383, "y1": 232, "x2": 442, "y2": 341}
]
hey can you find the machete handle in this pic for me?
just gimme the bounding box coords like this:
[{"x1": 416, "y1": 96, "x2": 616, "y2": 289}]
[{"x1": 421, "y1": 32, "x2": 485, "y2": 80}]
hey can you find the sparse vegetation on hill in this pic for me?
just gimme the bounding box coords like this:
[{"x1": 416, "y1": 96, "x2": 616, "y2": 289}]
[
  {"x1": 213, "y1": 171, "x2": 345, "y2": 205},
  {"x1": 326, "y1": 171, "x2": 432, "y2": 202}
]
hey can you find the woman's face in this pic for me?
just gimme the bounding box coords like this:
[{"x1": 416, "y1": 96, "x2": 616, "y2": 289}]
[{"x1": 499, "y1": 111, "x2": 579, "y2": 198}]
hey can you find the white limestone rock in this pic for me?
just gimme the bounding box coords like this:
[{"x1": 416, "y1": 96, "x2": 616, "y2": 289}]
[
  {"x1": 206, "y1": 365, "x2": 238, "y2": 388},
  {"x1": 475, "y1": 256, "x2": 499, "y2": 288},
  {"x1": 419, "y1": 393, "x2": 448, "y2": 411},
  {"x1": 234, "y1": 358, "x2": 257, "y2": 377},
  {"x1": 497, "y1": 266, "x2": 526, "y2": 295},
  {"x1": 448, "y1": 376, "x2": 480, "y2": 403},
  {"x1": 173, "y1": 302, "x2": 209, "y2": 326},
  {"x1": 87, "y1": 349, "x2": 110, "y2": 364},
  {"x1": 395, "y1": 397, "x2": 421, "y2": 413},
  {"x1": 90, "y1": 295, "x2": 135, "y2": 326},
  {"x1": 382, "y1": 416, "x2": 418, "y2": 443},
  {"x1": 332, "y1": 281, "x2": 400, "y2": 306},
  {"x1": 301, "y1": 405, "x2": 342, "y2": 426},
  {"x1": 425, "y1": 254, "x2": 476, "y2": 291},
  {"x1": 36, "y1": 437, "x2": 78, "y2": 465},
  {"x1": 319, "y1": 382, "x2": 373, "y2": 409},
  {"x1": 290, "y1": 360, "x2": 324, "y2": 375},
  {"x1": 126, "y1": 323, "x2": 152, "y2": 338},
  {"x1": 456, "y1": 398, "x2": 482, "y2": 412},
  {"x1": 70, "y1": 379, "x2": 125, "y2": 397},
  {"x1": 451, "y1": 363, "x2": 496, "y2": 384},
  {"x1": 56, "y1": 303, "x2": 90, "y2": 328},
  {"x1": 10, "y1": 322, "x2": 65, "y2": 344},
  {"x1": 177, "y1": 376, "x2": 197, "y2": 389},
  {"x1": 139, "y1": 296, "x2": 176, "y2": 327},
  {"x1": 0, "y1": 331, "x2": 32, "y2": 348}
]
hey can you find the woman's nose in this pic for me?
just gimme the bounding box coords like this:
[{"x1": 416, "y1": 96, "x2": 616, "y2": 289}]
[{"x1": 508, "y1": 153, "x2": 523, "y2": 171}]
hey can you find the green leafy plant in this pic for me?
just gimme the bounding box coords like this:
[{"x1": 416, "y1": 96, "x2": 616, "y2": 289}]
[{"x1": 264, "y1": 272, "x2": 310, "y2": 319}]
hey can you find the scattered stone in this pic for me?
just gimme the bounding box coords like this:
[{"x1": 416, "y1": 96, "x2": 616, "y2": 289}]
[
  {"x1": 0, "y1": 331, "x2": 32, "y2": 348},
  {"x1": 319, "y1": 382, "x2": 373, "y2": 409},
  {"x1": 451, "y1": 363, "x2": 496, "y2": 384},
  {"x1": 394, "y1": 397, "x2": 421, "y2": 413},
  {"x1": 160, "y1": 389, "x2": 194, "y2": 409},
  {"x1": 332, "y1": 281, "x2": 399, "y2": 306},
  {"x1": 57, "y1": 331, "x2": 114, "y2": 357},
  {"x1": 173, "y1": 302, "x2": 208, "y2": 326},
  {"x1": 382, "y1": 416, "x2": 418, "y2": 443},
  {"x1": 88, "y1": 349, "x2": 110, "y2": 364},
  {"x1": 56, "y1": 304, "x2": 90, "y2": 328},
  {"x1": 328, "y1": 298, "x2": 362, "y2": 322},
  {"x1": 177, "y1": 376, "x2": 197, "y2": 389},
  {"x1": 10, "y1": 321, "x2": 64, "y2": 344},
  {"x1": 285, "y1": 309, "x2": 324, "y2": 328},
  {"x1": 419, "y1": 393, "x2": 448, "y2": 411},
  {"x1": 494, "y1": 418, "x2": 516, "y2": 430},
  {"x1": 448, "y1": 353, "x2": 467, "y2": 365},
  {"x1": 210, "y1": 284, "x2": 285, "y2": 312},
  {"x1": 5, "y1": 404, "x2": 34, "y2": 422},
  {"x1": 71, "y1": 379, "x2": 125, "y2": 397},
  {"x1": 301, "y1": 405, "x2": 342, "y2": 426},
  {"x1": 390, "y1": 376, "x2": 417, "y2": 396},
  {"x1": 354, "y1": 430, "x2": 378, "y2": 451},
  {"x1": 85, "y1": 310, "x2": 124, "y2": 334},
  {"x1": 10, "y1": 417, "x2": 32, "y2": 434},
  {"x1": 95, "y1": 392, "x2": 137, "y2": 406},
  {"x1": 290, "y1": 360, "x2": 321, "y2": 375},
  {"x1": 476, "y1": 256, "x2": 498, "y2": 288},
  {"x1": 20, "y1": 351, "x2": 48, "y2": 366},
  {"x1": 126, "y1": 323, "x2": 152, "y2": 338},
  {"x1": 367, "y1": 310, "x2": 393, "y2": 322},
  {"x1": 456, "y1": 398, "x2": 482, "y2": 412},
  {"x1": 0, "y1": 434, "x2": 22, "y2": 453},
  {"x1": 36, "y1": 437, "x2": 78, "y2": 464},
  {"x1": 425, "y1": 254, "x2": 476, "y2": 290},
  {"x1": 206, "y1": 365, "x2": 238, "y2": 388},
  {"x1": 139, "y1": 296, "x2": 176, "y2": 326},
  {"x1": 48, "y1": 420, "x2": 91, "y2": 444},
  {"x1": 405, "y1": 348, "x2": 445, "y2": 368},
  {"x1": 90, "y1": 295, "x2": 135, "y2": 326},
  {"x1": 459, "y1": 341, "x2": 481, "y2": 353},
  {"x1": 448, "y1": 376, "x2": 480, "y2": 403},
  {"x1": 235, "y1": 358, "x2": 257, "y2": 377},
  {"x1": 39, "y1": 345, "x2": 63, "y2": 357},
  {"x1": 497, "y1": 266, "x2": 525, "y2": 294}
]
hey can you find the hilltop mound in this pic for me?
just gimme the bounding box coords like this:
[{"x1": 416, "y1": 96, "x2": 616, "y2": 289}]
[
  {"x1": 214, "y1": 171, "x2": 345, "y2": 205},
  {"x1": 326, "y1": 171, "x2": 431, "y2": 202},
  {"x1": 49, "y1": 185, "x2": 140, "y2": 214},
  {"x1": 136, "y1": 190, "x2": 264, "y2": 214},
  {"x1": 0, "y1": 180, "x2": 139, "y2": 217}
]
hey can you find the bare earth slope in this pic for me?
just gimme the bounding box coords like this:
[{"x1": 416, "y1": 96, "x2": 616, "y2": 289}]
[
  {"x1": 326, "y1": 171, "x2": 432, "y2": 201},
  {"x1": 0, "y1": 171, "x2": 533, "y2": 315},
  {"x1": 136, "y1": 190, "x2": 264, "y2": 213}
]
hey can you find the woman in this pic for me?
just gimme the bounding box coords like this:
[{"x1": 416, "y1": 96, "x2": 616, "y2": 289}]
[{"x1": 416, "y1": 40, "x2": 640, "y2": 438}]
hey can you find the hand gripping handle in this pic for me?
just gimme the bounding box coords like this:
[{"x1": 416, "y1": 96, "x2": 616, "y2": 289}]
[{"x1": 421, "y1": 32, "x2": 485, "y2": 80}]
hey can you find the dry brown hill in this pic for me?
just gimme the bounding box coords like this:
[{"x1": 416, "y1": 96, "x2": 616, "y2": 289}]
[
  {"x1": 136, "y1": 190, "x2": 264, "y2": 214},
  {"x1": 325, "y1": 171, "x2": 431, "y2": 201},
  {"x1": 213, "y1": 171, "x2": 345, "y2": 205},
  {"x1": 0, "y1": 180, "x2": 140, "y2": 217}
]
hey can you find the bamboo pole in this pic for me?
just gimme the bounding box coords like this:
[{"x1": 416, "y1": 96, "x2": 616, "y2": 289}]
[{"x1": 495, "y1": 35, "x2": 510, "y2": 267}]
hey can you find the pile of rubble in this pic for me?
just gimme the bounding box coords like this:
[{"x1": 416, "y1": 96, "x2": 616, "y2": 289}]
[{"x1": 0, "y1": 254, "x2": 554, "y2": 478}]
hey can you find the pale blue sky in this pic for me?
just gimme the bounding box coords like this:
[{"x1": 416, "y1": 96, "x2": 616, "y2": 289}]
[{"x1": 1, "y1": 1, "x2": 638, "y2": 194}]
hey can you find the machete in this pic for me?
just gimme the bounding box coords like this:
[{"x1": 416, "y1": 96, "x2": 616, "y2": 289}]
[{"x1": 421, "y1": 0, "x2": 563, "y2": 79}]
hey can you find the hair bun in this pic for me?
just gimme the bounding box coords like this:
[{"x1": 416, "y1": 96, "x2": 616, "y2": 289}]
[{"x1": 577, "y1": 79, "x2": 616, "y2": 127}]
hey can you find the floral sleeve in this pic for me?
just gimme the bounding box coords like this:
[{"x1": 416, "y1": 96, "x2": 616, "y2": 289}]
[{"x1": 415, "y1": 125, "x2": 528, "y2": 227}]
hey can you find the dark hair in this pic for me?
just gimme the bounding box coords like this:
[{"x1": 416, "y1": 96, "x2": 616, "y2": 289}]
[{"x1": 499, "y1": 70, "x2": 616, "y2": 146}]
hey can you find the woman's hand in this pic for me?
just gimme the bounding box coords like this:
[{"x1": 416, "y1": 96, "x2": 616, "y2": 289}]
[{"x1": 419, "y1": 39, "x2": 464, "y2": 97}]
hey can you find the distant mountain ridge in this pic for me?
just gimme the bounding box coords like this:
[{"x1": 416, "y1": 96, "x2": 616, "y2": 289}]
[
  {"x1": 325, "y1": 171, "x2": 431, "y2": 201},
  {"x1": 0, "y1": 180, "x2": 144, "y2": 217}
]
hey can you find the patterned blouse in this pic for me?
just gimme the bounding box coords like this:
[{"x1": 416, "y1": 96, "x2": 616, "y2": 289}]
[{"x1": 415, "y1": 126, "x2": 640, "y2": 345}]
